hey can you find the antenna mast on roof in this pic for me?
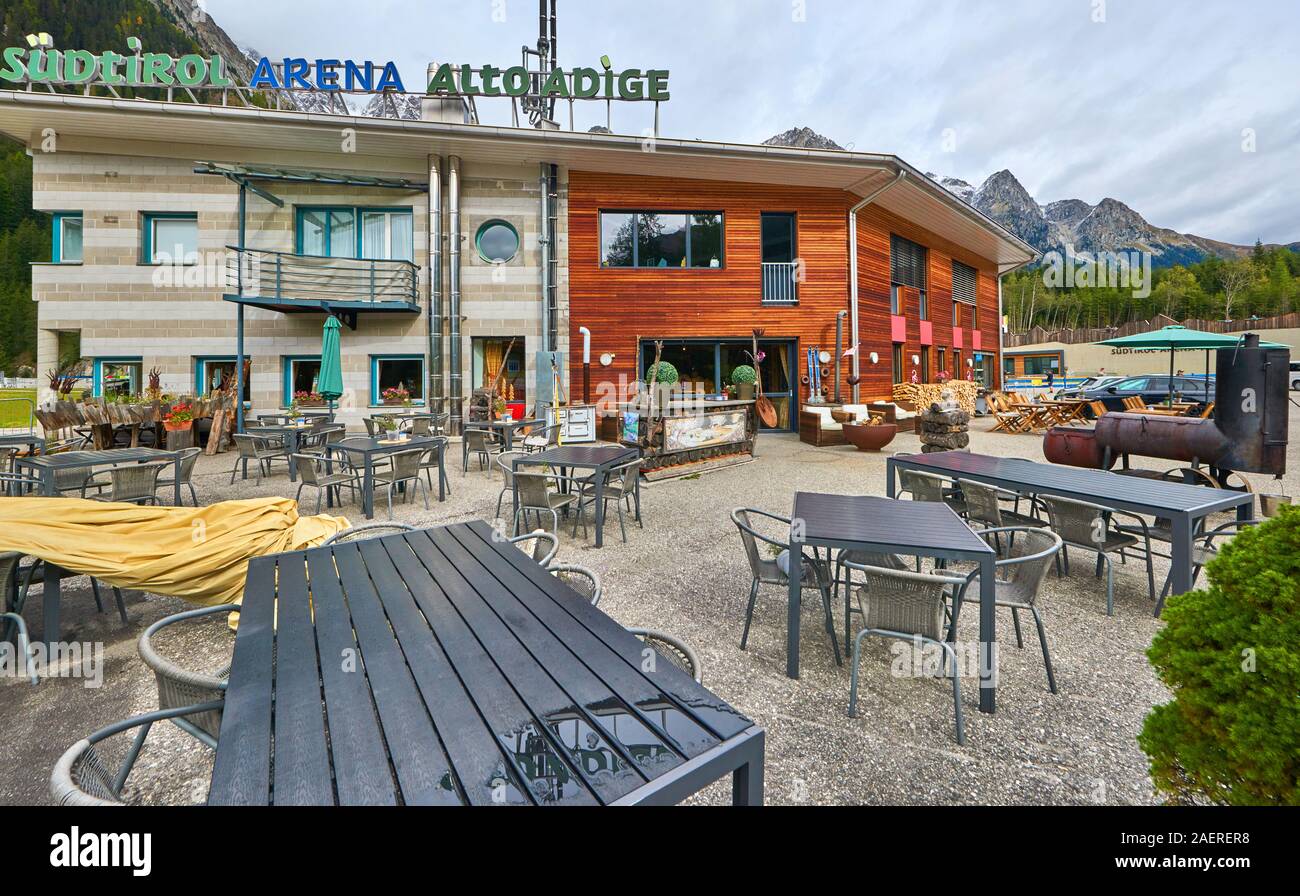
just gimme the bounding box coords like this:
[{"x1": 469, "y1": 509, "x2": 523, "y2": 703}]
[{"x1": 521, "y1": 0, "x2": 558, "y2": 127}]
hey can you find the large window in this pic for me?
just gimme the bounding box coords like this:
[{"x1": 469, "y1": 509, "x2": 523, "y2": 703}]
[
  {"x1": 891, "y1": 344, "x2": 904, "y2": 384},
  {"x1": 94, "y1": 358, "x2": 142, "y2": 397},
  {"x1": 600, "y1": 211, "x2": 723, "y2": 268},
  {"x1": 297, "y1": 207, "x2": 414, "y2": 261},
  {"x1": 920, "y1": 346, "x2": 930, "y2": 382},
  {"x1": 890, "y1": 235, "x2": 927, "y2": 316},
  {"x1": 143, "y1": 213, "x2": 198, "y2": 264},
  {"x1": 195, "y1": 357, "x2": 252, "y2": 401},
  {"x1": 283, "y1": 356, "x2": 322, "y2": 405},
  {"x1": 951, "y1": 260, "x2": 978, "y2": 303},
  {"x1": 371, "y1": 355, "x2": 425, "y2": 405},
  {"x1": 53, "y1": 213, "x2": 83, "y2": 263},
  {"x1": 1022, "y1": 354, "x2": 1059, "y2": 376}
]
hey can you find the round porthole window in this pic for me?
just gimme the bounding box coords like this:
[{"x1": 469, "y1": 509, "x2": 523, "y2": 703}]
[{"x1": 476, "y1": 219, "x2": 520, "y2": 264}]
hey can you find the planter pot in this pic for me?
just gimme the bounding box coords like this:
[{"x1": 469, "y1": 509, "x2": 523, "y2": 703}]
[
  {"x1": 843, "y1": 422, "x2": 897, "y2": 451},
  {"x1": 162, "y1": 421, "x2": 193, "y2": 432},
  {"x1": 736, "y1": 383, "x2": 755, "y2": 401}
]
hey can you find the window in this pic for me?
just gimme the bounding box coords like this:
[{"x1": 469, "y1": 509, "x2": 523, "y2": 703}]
[
  {"x1": 195, "y1": 357, "x2": 251, "y2": 402},
  {"x1": 919, "y1": 290, "x2": 928, "y2": 320},
  {"x1": 920, "y1": 346, "x2": 930, "y2": 382},
  {"x1": 53, "y1": 213, "x2": 83, "y2": 263},
  {"x1": 143, "y1": 213, "x2": 197, "y2": 264},
  {"x1": 890, "y1": 234, "x2": 927, "y2": 291},
  {"x1": 892, "y1": 344, "x2": 904, "y2": 384},
  {"x1": 599, "y1": 211, "x2": 724, "y2": 268},
  {"x1": 1003, "y1": 356, "x2": 1016, "y2": 378},
  {"x1": 760, "y1": 213, "x2": 796, "y2": 263},
  {"x1": 283, "y1": 356, "x2": 323, "y2": 405},
  {"x1": 475, "y1": 220, "x2": 520, "y2": 264},
  {"x1": 93, "y1": 358, "x2": 142, "y2": 397},
  {"x1": 296, "y1": 207, "x2": 414, "y2": 261},
  {"x1": 951, "y1": 260, "x2": 978, "y2": 303},
  {"x1": 953, "y1": 349, "x2": 963, "y2": 377},
  {"x1": 937, "y1": 347, "x2": 947, "y2": 376},
  {"x1": 952, "y1": 302, "x2": 962, "y2": 328},
  {"x1": 891, "y1": 285, "x2": 902, "y2": 316},
  {"x1": 1023, "y1": 355, "x2": 1057, "y2": 376},
  {"x1": 371, "y1": 355, "x2": 425, "y2": 405}
]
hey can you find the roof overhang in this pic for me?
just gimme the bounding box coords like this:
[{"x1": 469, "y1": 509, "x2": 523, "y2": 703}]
[{"x1": 0, "y1": 90, "x2": 1037, "y2": 273}]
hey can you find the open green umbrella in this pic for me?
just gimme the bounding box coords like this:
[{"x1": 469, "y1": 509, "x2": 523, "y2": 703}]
[
  {"x1": 1096, "y1": 325, "x2": 1285, "y2": 405},
  {"x1": 317, "y1": 316, "x2": 344, "y2": 414}
]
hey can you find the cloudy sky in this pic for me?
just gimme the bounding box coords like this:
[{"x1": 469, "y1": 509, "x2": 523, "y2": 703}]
[{"x1": 206, "y1": 0, "x2": 1299, "y2": 245}]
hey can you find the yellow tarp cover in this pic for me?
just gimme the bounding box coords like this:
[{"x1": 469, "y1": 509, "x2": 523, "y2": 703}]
[{"x1": 0, "y1": 497, "x2": 350, "y2": 606}]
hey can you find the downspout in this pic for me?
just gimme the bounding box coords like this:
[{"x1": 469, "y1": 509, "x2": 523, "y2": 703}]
[
  {"x1": 428, "y1": 156, "x2": 444, "y2": 416},
  {"x1": 847, "y1": 169, "x2": 906, "y2": 403},
  {"x1": 996, "y1": 273, "x2": 1005, "y2": 390},
  {"x1": 235, "y1": 182, "x2": 246, "y2": 433},
  {"x1": 539, "y1": 164, "x2": 551, "y2": 355},
  {"x1": 449, "y1": 155, "x2": 462, "y2": 434}
]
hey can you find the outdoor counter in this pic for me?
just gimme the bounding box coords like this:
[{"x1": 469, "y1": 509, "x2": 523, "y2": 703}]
[{"x1": 615, "y1": 398, "x2": 757, "y2": 471}]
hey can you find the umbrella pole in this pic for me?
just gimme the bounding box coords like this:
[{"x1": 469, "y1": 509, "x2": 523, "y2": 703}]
[
  {"x1": 1168, "y1": 349, "x2": 1175, "y2": 406},
  {"x1": 1204, "y1": 350, "x2": 1210, "y2": 402}
]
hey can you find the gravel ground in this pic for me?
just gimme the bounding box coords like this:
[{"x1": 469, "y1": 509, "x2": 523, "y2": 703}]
[{"x1": 3, "y1": 414, "x2": 1296, "y2": 806}]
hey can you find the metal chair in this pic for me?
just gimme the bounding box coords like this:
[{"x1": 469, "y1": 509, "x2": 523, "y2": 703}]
[
  {"x1": 292, "y1": 453, "x2": 359, "y2": 514},
  {"x1": 1040, "y1": 495, "x2": 1156, "y2": 615},
  {"x1": 50, "y1": 701, "x2": 224, "y2": 806},
  {"x1": 951, "y1": 527, "x2": 1063, "y2": 693},
  {"x1": 463, "y1": 427, "x2": 503, "y2": 473},
  {"x1": 0, "y1": 469, "x2": 42, "y2": 496},
  {"x1": 845, "y1": 564, "x2": 971, "y2": 745},
  {"x1": 626, "y1": 628, "x2": 702, "y2": 682},
  {"x1": 229, "y1": 433, "x2": 289, "y2": 485},
  {"x1": 899, "y1": 468, "x2": 968, "y2": 516},
  {"x1": 137, "y1": 604, "x2": 233, "y2": 746},
  {"x1": 429, "y1": 413, "x2": 450, "y2": 436},
  {"x1": 363, "y1": 416, "x2": 380, "y2": 437},
  {"x1": 508, "y1": 529, "x2": 559, "y2": 567},
  {"x1": 549, "y1": 563, "x2": 602, "y2": 606},
  {"x1": 419, "y1": 437, "x2": 451, "y2": 500},
  {"x1": 831, "y1": 548, "x2": 908, "y2": 656},
  {"x1": 494, "y1": 451, "x2": 527, "y2": 518},
  {"x1": 409, "y1": 417, "x2": 432, "y2": 436},
  {"x1": 512, "y1": 470, "x2": 580, "y2": 537},
  {"x1": 154, "y1": 447, "x2": 202, "y2": 506},
  {"x1": 956, "y1": 477, "x2": 1043, "y2": 533},
  {"x1": 2, "y1": 550, "x2": 128, "y2": 635},
  {"x1": 84, "y1": 461, "x2": 168, "y2": 505},
  {"x1": 1152, "y1": 518, "x2": 1263, "y2": 613},
  {"x1": 321, "y1": 522, "x2": 417, "y2": 546},
  {"x1": 372, "y1": 449, "x2": 429, "y2": 519},
  {"x1": 0, "y1": 552, "x2": 38, "y2": 684},
  {"x1": 576, "y1": 458, "x2": 642, "y2": 543},
  {"x1": 521, "y1": 422, "x2": 562, "y2": 454},
  {"x1": 729, "y1": 508, "x2": 841, "y2": 665}
]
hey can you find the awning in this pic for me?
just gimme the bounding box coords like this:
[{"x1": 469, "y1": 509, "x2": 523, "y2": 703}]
[{"x1": 194, "y1": 161, "x2": 427, "y2": 191}]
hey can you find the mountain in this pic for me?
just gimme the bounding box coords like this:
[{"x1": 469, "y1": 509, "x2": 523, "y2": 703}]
[
  {"x1": 153, "y1": 0, "x2": 256, "y2": 85},
  {"x1": 763, "y1": 127, "x2": 844, "y2": 151}
]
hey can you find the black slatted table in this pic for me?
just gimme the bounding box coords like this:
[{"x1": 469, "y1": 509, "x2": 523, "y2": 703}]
[
  {"x1": 886, "y1": 452, "x2": 1253, "y2": 600},
  {"x1": 209, "y1": 521, "x2": 764, "y2": 806},
  {"x1": 788, "y1": 492, "x2": 999, "y2": 711}
]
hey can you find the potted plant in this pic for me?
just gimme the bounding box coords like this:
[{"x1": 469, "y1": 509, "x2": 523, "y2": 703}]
[
  {"x1": 161, "y1": 403, "x2": 194, "y2": 432},
  {"x1": 382, "y1": 385, "x2": 410, "y2": 406},
  {"x1": 376, "y1": 415, "x2": 399, "y2": 438},
  {"x1": 731, "y1": 364, "x2": 757, "y2": 401}
]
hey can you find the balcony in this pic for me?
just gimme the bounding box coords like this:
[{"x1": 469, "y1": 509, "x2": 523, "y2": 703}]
[
  {"x1": 761, "y1": 262, "x2": 799, "y2": 305},
  {"x1": 223, "y1": 247, "x2": 420, "y2": 327}
]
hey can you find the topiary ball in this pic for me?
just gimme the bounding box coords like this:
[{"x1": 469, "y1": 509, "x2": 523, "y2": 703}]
[
  {"x1": 731, "y1": 364, "x2": 757, "y2": 385},
  {"x1": 649, "y1": 361, "x2": 679, "y2": 385}
]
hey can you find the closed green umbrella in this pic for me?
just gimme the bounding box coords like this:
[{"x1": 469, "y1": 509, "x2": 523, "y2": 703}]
[{"x1": 318, "y1": 316, "x2": 344, "y2": 414}]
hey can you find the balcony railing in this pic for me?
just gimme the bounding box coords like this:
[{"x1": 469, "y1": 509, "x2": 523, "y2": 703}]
[
  {"x1": 226, "y1": 247, "x2": 419, "y2": 306},
  {"x1": 761, "y1": 262, "x2": 799, "y2": 305}
]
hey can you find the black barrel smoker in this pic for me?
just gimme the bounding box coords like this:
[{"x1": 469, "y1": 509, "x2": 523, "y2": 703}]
[{"x1": 1094, "y1": 334, "x2": 1289, "y2": 489}]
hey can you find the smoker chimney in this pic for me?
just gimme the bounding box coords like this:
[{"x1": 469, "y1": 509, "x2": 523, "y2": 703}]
[{"x1": 421, "y1": 62, "x2": 470, "y2": 123}]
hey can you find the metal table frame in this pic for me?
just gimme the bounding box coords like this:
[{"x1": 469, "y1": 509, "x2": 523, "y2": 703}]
[
  {"x1": 513, "y1": 445, "x2": 641, "y2": 548},
  {"x1": 0, "y1": 433, "x2": 45, "y2": 454},
  {"x1": 246, "y1": 423, "x2": 317, "y2": 482},
  {"x1": 15, "y1": 447, "x2": 182, "y2": 505},
  {"x1": 327, "y1": 436, "x2": 445, "y2": 519},
  {"x1": 468, "y1": 417, "x2": 538, "y2": 451},
  {"x1": 886, "y1": 452, "x2": 1254, "y2": 602},
  {"x1": 208, "y1": 521, "x2": 763, "y2": 806},
  {"x1": 787, "y1": 491, "x2": 999, "y2": 712}
]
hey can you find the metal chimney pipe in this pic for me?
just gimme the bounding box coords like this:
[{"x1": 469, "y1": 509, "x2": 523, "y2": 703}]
[
  {"x1": 428, "y1": 156, "x2": 444, "y2": 416},
  {"x1": 448, "y1": 155, "x2": 463, "y2": 434},
  {"x1": 834, "y1": 310, "x2": 846, "y2": 403}
]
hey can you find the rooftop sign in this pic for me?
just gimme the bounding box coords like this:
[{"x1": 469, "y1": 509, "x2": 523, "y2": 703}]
[
  {"x1": 427, "y1": 61, "x2": 669, "y2": 101},
  {"x1": 0, "y1": 36, "x2": 232, "y2": 87}
]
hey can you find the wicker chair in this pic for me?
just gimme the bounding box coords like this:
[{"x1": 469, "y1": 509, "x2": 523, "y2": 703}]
[
  {"x1": 956, "y1": 477, "x2": 1043, "y2": 533},
  {"x1": 321, "y1": 522, "x2": 417, "y2": 546},
  {"x1": 508, "y1": 529, "x2": 559, "y2": 567},
  {"x1": 549, "y1": 563, "x2": 602, "y2": 606},
  {"x1": 228, "y1": 433, "x2": 289, "y2": 485},
  {"x1": 831, "y1": 548, "x2": 908, "y2": 656},
  {"x1": 408, "y1": 417, "x2": 432, "y2": 436},
  {"x1": 1040, "y1": 495, "x2": 1155, "y2": 615},
  {"x1": 84, "y1": 461, "x2": 168, "y2": 505},
  {"x1": 899, "y1": 468, "x2": 968, "y2": 516},
  {"x1": 462, "y1": 427, "x2": 504, "y2": 473},
  {"x1": 520, "y1": 422, "x2": 562, "y2": 454},
  {"x1": 730, "y1": 508, "x2": 841, "y2": 665},
  {"x1": 494, "y1": 451, "x2": 527, "y2": 518},
  {"x1": 154, "y1": 447, "x2": 202, "y2": 506},
  {"x1": 0, "y1": 552, "x2": 37, "y2": 684},
  {"x1": 626, "y1": 628, "x2": 702, "y2": 682},
  {"x1": 845, "y1": 564, "x2": 971, "y2": 745},
  {"x1": 429, "y1": 413, "x2": 450, "y2": 436},
  {"x1": 137, "y1": 604, "x2": 233, "y2": 746},
  {"x1": 372, "y1": 449, "x2": 429, "y2": 519},
  {"x1": 50, "y1": 701, "x2": 224, "y2": 806},
  {"x1": 419, "y1": 437, "x2": 451, "y2": 500},
  {"x1": 512, "y1": 471, "x2": 579, "y2": 537},
  {"x1": 575, "y1": 458, "x2": 642, "y2": 543},
  {"x1": 292, "y1": 453, "x2": 359, "y2": 514},
  {"x1": 951, "y1": 527, "x2": 1063, "y2": 693}
]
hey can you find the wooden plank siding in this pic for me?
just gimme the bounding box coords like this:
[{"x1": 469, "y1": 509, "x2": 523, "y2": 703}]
[{"x1": 567, "y1": 170, "x2": 1003, "y2": 407}]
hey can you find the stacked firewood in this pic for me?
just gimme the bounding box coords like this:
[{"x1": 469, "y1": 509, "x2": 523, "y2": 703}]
[{"x1": 918, "y1": 391, "x2": 971, "y2": 453}]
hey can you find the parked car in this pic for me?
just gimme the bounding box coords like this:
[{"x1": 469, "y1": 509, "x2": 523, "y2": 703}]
[
  {"x1": 1080, "y1": 374, "x2": 1215, "y2": 412},
  {"x1": 1290, "y1": 361, "x2": 1300, "y2": 390},
  {"x1": 1057, "y1": 375, "x2": 1125, "y2": 399}
]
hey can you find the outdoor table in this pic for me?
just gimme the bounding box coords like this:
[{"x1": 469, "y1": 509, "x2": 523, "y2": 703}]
[
  {"x1": 0, "y1": 432, "x2": 45, "y2": 454},
  {"x1": 469, "y1": 417, "x2": 538, "y2": 450},
  {"x1": 208, "y1": 521, "x2": 764, "y2": 805},
  {"x1": 787, "y1": 492, "x2": 999, "y2": 712},
  {"x1": 247, "y1": 422, "x2": 317, "y2": 482},
  {"x1": 15, "y1": 446, "x2": 182, "y2": 505},
  {"x1": 886, "y1": 451, "x2": 1253, "y2": 603},
  {"x1": 513, "y1": 445, "x2": 640, "y2": 548},
  {"x1": 328, "y1": 435, "x2": 444, "y2": 519}
]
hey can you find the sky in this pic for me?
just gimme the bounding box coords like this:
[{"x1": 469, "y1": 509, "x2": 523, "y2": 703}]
[{"x1": 204, "y1": 0, "x2": 1300, "y2": 245}]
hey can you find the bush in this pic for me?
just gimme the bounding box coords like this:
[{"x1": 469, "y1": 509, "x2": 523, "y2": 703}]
[
  {"x1": 731, "y1": 364, "x2": 757, "y2": 385},
  {"x1": 1138, "y1": 507, "x2": 1300, "y2": 805},
  {"x1": 648, "y1": 360, "x2": 678, "y2": 386}
]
